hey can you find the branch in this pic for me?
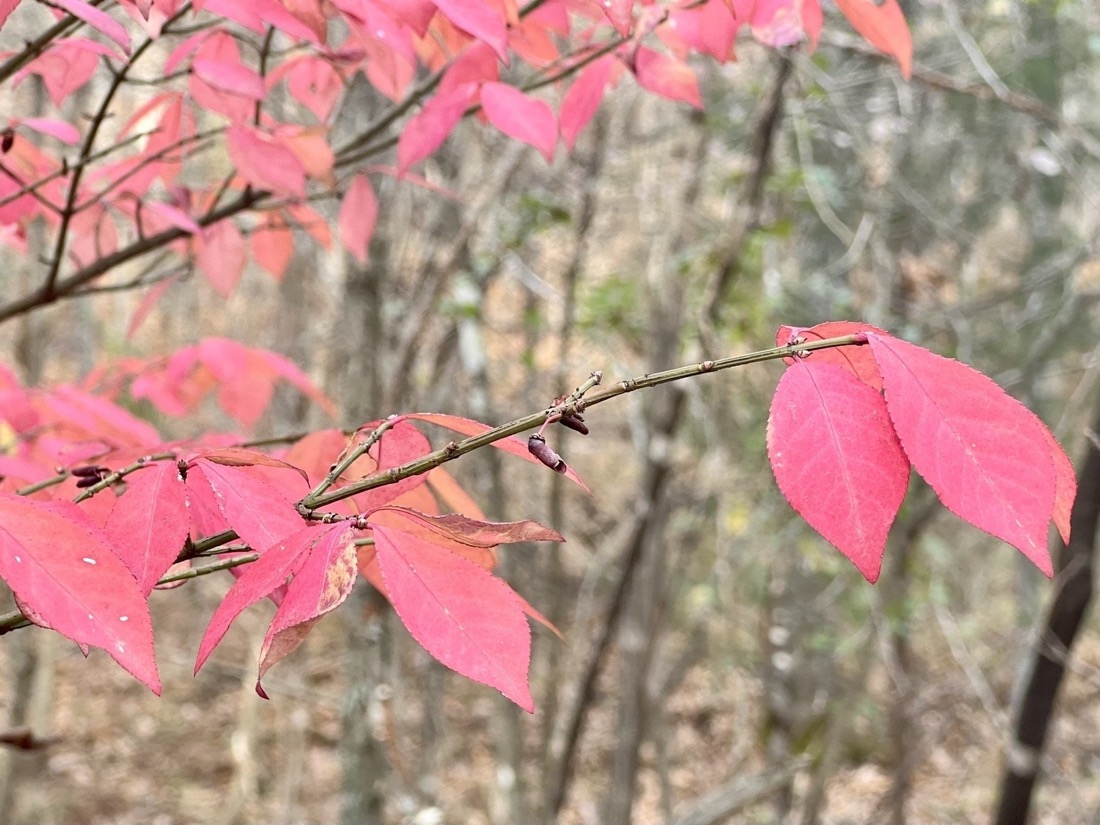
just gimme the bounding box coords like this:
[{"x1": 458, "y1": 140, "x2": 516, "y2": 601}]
[{"x1": 301, "y1": 334, "x2": 864, "y2": 510}]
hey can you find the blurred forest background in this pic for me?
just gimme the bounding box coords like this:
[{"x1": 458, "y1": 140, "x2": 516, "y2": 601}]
[{"x1": 2, "y1": 1, "x2": 1100, "y2": 824}]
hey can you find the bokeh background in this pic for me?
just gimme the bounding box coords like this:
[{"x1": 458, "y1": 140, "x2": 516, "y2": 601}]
[{"x1": 2, "y1": 2, "x2": 1100, "y2": 823}]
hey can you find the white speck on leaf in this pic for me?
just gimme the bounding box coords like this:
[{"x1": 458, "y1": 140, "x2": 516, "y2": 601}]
[
  {"x1": 119, "y1": 616, "x2": 129, "y2": 622},
  {"x1": 82, "y1": 557, "x2": 96, "y2": 565}
]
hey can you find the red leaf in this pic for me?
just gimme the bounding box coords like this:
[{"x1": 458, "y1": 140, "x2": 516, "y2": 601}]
[
  {"x1": 286, "y1": 202, "x2": 332, "y2": 248},
  {"x1": 347, "y1": 419, "x2": 432, "y2": 511},
  {"x1": 372, "y1": 524, "x2": 534, "y2": 711},
  {"x1": 195, "y1": 523, "x2": 336, "y2": 672},
  {"x1": 404, "y1": 413, "x2": 590, "y2": 492},
  {"x1": 427, "y1": 466, "x2": 485, "y2": 519},
  {"x1": 20, "y1": 39, "x2": 105, "y2": 106},
  {"x1": 559, "y1": 55, "x2": 613, "y2": 151},
  {"x1": 192, "y1": 57, "x2": 266, "y2": 99},
  {"x1": 102, "y1": 462, "x2": 189, "y2": 594},
  {"x1": 0, "y1": 0, "x2": 21, "y2": 32},
  {"x1": 197, "y1": 447, "x2": 310, "y2": 483},
  {"x1": 189, "y1": 459, "x2": 308, "y2": 552},
  {"x1": 480, "y1": 82, "x2": 557, "y2": 162},
  {"x1": 16, "y1": 117, "x2": 81, "y2": 144},
  {"x1": 776, "y1": 321, "x2": 886, "y2": 390},
  {"x1": 250, "y1": 212, "x2": 294, "y2": 281},
  {"x1": 834, "y1": 0, "x2": 912, "y2": 79},
  {"x1": 431, "y1": 0, "x2": 509, "y2": 62},
  {"x1": 598, "y1": 0, "x2": 632, "y2": 36},
  {"x1": 397, "y1": 83, "x2": 477, "y2": 172},
  {"x1": 379, "y1": 0, "x2": 436, "y2": 35},
  {"x1": 197, "y1": 220, "x2": 246, "y2": 298},
  {"x1": 256, "y1": 524, "x2": 358, "y2": 695},
  {"x1": 187, "y1": 33, "x2": 255, "y2": 122},
  {"x1": 768, "y1": 360, "x2": 909, "y2": 582},
  {"x1": 143, "y1": 202, "x2": 201, "y2": 234},
  {"x1": 0, "y1": 495, "x2": 160, "y2": 693},
  {"x1": 339, "y1": 174, "x2": 378, "y2": 264},
  {"x1": 633, "y1": 47, "x2": 702, "y2": 109},
  {"x1": 1039, "y1": 423, "x2": 1074, "y2": 545},
  {"x1": 370, "y1": 506, "x2": 564, "y2": 547},
  {"x1": 253, "y1": 347, "x2": 337, "y2": 419},
  {"x1": 749, "y1": 0, "x2": 821, "y2": 48},
  {"x1": 226, "y1": 126, "x2": 307, "y2": 198},
  {"x1": 666, "y1": 0, "x2": 739, "y2": 62},
  {"x1": 51, "y1": 0, "x2": 131, "y2": 54},
  {"x1": 281, "y1": 56, "x2": 344, "y2": 121},
  {"x1": 867, "y1": 334, "x2": 1055, "y2": 576}
]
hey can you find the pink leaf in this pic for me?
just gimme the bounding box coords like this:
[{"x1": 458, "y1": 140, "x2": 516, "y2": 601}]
[
  {"x1": 339, "y1": 174, "x2": 378, "y2": 264},
  {"x1": 50, "y1": 0, "x2": 131, "y2": 54},
  {"x1": 480, "y1": 82, "x2": 557, "y2": 162},
  {"x1": 195, "y1": 523, "x2": 337, "y2": 672},
  {"x1": 226, "y1": 126, "x2": 307, "y2": 198},
  {"x1": 397, "y1": 83, "x2": 478, "y2": 172},
  {"x1": 867, "y1": 334, "x2": 1055, "y2": 576},
  {"x1": 102, "y1": 462, "x2": 189, "y2": 594},
  {"x1": 768, "y1": 360, "x2": 909, "y2": 582},
  {"x1": 197, "y1": 219, "x2": 246, "y2": 298},
  {"x1": 559, "y1": 55, "x2": 613, "y2": 151},
  {"x1": 430, "y1": 0, "x2": 508, "y2": 62},
  {"x1": 372, "y1": 524, "x2": 534, "y2": 711},
  {"x1": 255, "y1": 524, "x2": 358, "y2": 695},
  {"x1": 633, "y1": 47, "x2": 702, "y2": 108},
  {"x1": 0, "y1": 495, "x2": 160, "y2": 693},
  {"x1": 16, "y1": 117, "x2": 81, "y2": 144},
  {"x1": 192, "y1": 57, "x2": 266, "y2": 100},
  {"x1": 188, "y1": 460, "x2": 309, "y2": 553},
  {"x1": 405, "y1": 412, "x2": 590, "y2": 492},
  {"x1": 834, "y1": 0, "x2": 911, "y2": 78},
  {"x1": 126, "y1": 278, "x2": 176, "y2": 340},
  {"x1": 143, "y1": 201, "x2": 201, "y2": 234}
]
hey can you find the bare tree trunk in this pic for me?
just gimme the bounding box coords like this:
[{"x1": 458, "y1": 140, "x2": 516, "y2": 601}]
[{"x1": 992, "y1": 398, "x2": 1099, "y2": 825}]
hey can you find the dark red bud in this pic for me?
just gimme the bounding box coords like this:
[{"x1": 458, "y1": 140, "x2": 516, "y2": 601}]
[
  {"x1": 558, "y1": 413, "x2": 589, "y2": 435},
  {"x1": 528, "y1": 434, "x2": 567, "y2": 474},
  {"x1": 75, "y1": 476, "x2": 100, "y2": 488},
  {"x1": 0, "y1": 129, "x2": 13, "y2": 154},
  {"x1": 71, "y1": 465, "x2": 105, "y2": 478}
]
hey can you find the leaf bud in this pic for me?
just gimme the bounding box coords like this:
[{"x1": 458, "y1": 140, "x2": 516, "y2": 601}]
[
  {"x1": 0, "y1": 128, "x2": 12, "y2": 154},
  {"x1": 527, "y1": 434, "x2": 567, "y2": 474},
  {"x1": 71, "y1": 465, "x2": 104, "y2": 478},
  {"x1": 558, "y1": 413, "x2": 589, "y2": 435}
]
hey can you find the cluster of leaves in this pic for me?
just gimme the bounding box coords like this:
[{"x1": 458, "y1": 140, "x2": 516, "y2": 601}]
[
  {"x1": 768, "y1": 322, "x2": 1074, "y2": 583},
  {"x1": 1, "y1": 0, "x2": 910, "y2": 327},
  {"x1": 0, "y1": 0, "x2": 1066, "y2": 715},
  {"x1": 0, "y1": 322, "x2": 1073, "y2": 710}
]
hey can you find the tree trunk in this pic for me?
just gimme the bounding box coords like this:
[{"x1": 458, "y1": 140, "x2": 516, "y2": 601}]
[{"x1": 992, "y1": 397, "x2": 1100, "y2": 825}]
